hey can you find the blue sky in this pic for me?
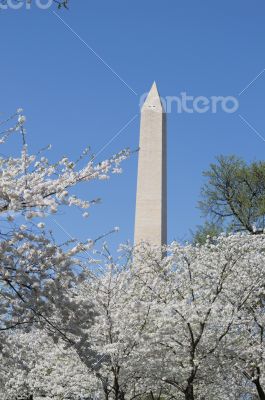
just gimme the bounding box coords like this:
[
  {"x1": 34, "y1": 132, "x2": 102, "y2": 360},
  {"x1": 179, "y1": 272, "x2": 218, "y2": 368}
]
[{"x1": 1, "y1": 1, "x2": 265, "y2": 249}]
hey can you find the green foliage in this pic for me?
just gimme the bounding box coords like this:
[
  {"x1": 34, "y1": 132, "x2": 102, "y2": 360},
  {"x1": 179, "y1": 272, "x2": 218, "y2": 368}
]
[
  {"x1": 192, "y1": 221, "x2": 224, "y2": 245},
  {"x1": 199, "y1": 155, "x2": 265, "y2": 235}
]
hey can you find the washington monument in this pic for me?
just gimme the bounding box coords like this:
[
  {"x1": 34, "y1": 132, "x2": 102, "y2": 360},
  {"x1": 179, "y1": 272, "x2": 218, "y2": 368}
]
[{"x1": 134, "y1": 82, "x2": 167, "y2": 246}]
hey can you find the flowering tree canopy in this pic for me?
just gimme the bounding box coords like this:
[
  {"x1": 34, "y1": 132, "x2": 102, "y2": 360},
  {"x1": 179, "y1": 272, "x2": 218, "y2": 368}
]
[
  {"x1": 0, "y1": 110, "x2": 128, "y2": 337},
  {"x1": 2, "y1": 234, "x2": 265, "y2": 400}
]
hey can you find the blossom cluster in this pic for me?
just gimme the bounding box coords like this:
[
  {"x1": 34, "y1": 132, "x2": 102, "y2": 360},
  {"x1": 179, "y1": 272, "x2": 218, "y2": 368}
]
[{"x1": 1, "y1": 234, "x2": 265, "y2": 400}]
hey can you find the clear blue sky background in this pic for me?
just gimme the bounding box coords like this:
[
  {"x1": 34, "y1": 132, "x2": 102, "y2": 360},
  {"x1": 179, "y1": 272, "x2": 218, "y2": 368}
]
[{"x1": 1, "y1": 1, "x2": 265, "y2": 250}]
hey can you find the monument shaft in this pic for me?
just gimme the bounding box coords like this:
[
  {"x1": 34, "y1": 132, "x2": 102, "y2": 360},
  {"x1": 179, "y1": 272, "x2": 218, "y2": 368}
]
[{"x1": 134, "y1": 83, "x2": 167, "y2": 246}]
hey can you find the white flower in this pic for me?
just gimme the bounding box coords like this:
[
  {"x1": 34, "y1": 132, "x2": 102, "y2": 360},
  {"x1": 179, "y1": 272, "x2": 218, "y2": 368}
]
[
  {"x1": 114, "y1": 226, "x2": 120, "y2": 232},
  {"x1": 50, "y1": 206, "x2": 57, "y2": 214},
  {"x1": 37, "y1": 222, "x2": 45, "y2": 229},
  {"x1": 18, "y1": 115, "x2": 26, "y2": 125},
  {"x1": 82, "y1": 212, "x2": 89, "y2": 218},
  {"x1": 113, "y1": 167, "x2": 122, "y2": 174}
]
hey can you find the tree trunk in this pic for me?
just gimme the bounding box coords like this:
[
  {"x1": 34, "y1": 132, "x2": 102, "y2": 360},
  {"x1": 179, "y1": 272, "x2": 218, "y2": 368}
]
[
  {"x1": 113, "y1": 375, "x2": 125, "y2": 400},
  {"x1": 118, "y1": 392, "x2": 125, "y2": 400},
  {"x1": 253, "y1": 378, "x2": 265, "y2": 400},
  {"x1": 113, "y1": 381, "x2": 125, "y2": 399},
  {"x1": 184, "y1": 385, "x2": 195, "y2": 400},
  {"x1": 102, "y1": 382, "x2": 110, "y2": 400}
]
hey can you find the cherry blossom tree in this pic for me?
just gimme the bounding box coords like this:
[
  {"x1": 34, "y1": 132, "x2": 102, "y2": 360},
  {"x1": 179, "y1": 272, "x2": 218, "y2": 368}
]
[
  {"x1": 0, "y1": 245, "x2": 157, "y2": 400},
  {"x1": 2, "y1": 232, "x2": 265, "y2": 399},
  {"x1": 0, "y1": 110, "x2": 129, "y2": 338},
  {"x1": 129, "y1": 235, "x2": 265, "y2": 400},
  {"x1": 0, "y1": 329, "x2": 99, "y2": 399},
  {"x1": 80, "y1": 251, "x2": 154, "y2": 400}
]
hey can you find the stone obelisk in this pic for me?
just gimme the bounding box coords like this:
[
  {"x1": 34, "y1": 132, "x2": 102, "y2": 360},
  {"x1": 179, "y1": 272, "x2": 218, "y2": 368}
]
[{"x1": 134, "y1": 82, "x2": 167, "y2": 246}]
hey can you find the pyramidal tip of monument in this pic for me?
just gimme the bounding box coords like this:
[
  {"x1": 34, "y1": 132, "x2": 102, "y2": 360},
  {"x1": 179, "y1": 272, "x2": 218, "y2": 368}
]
[{"x1": 142, "y1": 81, "x2": 165, "y2": 112}]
